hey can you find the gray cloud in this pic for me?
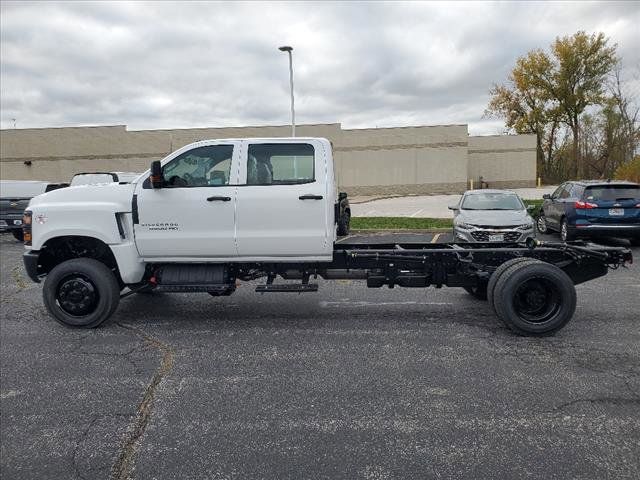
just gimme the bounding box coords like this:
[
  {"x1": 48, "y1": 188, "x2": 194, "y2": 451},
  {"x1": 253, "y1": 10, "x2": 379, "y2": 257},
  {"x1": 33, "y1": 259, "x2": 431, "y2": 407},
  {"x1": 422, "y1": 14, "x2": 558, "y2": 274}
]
[{"x1": 1, "y1": 1, "x2": 638, "y2": 134}]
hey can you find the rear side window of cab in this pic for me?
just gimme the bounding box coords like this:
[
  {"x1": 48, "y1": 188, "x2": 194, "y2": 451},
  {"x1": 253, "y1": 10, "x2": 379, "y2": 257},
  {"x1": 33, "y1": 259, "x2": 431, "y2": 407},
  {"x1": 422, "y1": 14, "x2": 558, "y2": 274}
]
[{"x1": 246, "y1": 143, "x2": 315, "y2": 185}]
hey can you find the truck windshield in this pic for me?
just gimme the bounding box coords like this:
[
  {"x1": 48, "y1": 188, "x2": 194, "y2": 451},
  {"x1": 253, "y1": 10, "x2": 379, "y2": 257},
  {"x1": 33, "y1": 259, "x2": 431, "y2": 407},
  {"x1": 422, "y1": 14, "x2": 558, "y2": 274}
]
[
  {"x1": 461, "y1": 193, "x2": 524, "y2": 210},
  {"x1": 584, "y1": 185, "x2": 640, "y2": 201}
]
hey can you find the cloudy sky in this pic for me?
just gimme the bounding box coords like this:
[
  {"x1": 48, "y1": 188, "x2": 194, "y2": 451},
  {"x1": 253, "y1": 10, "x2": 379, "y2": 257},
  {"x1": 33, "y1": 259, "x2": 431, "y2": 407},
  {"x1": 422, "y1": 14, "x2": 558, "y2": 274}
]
[{"x1": 1, "y1": 1, "x2": 638, "y2": 134}]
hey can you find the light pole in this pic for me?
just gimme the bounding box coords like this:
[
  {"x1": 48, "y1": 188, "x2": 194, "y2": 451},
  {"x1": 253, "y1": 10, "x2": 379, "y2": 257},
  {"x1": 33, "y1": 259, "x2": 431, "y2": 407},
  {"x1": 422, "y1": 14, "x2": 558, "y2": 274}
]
[{"x1": 279, "y1": 45, "x2": 295, "y2": 137}]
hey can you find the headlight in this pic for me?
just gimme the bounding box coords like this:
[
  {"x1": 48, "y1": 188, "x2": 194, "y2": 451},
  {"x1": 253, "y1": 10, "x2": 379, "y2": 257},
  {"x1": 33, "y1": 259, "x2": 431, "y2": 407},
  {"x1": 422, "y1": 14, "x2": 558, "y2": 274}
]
[
  {"x1": 455, "y1": 223, "x2": 476, "y2": 230},
  {"x1": 516, "y1": 223, "x2": 534, "y2": 230}
]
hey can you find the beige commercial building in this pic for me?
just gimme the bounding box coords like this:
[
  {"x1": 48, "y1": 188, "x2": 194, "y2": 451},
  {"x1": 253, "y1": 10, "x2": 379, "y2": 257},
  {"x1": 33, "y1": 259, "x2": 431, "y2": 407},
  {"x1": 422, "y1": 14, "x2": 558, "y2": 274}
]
[{"x1": 0, "y1": 123, "x2": 536, "y2": 195}]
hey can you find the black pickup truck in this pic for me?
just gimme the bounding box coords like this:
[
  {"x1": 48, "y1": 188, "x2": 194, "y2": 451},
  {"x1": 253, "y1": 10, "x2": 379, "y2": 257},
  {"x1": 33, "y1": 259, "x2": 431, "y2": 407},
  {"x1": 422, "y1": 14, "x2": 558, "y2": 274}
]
[{"x1": 0, "y1": 181, "x2": 68, "y2": 241}]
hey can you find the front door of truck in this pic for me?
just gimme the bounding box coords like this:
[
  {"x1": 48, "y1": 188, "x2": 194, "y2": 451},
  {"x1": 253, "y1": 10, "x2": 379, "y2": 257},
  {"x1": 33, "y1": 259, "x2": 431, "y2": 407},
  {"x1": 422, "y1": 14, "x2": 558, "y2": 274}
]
[
  {"x1": 235, "y1": 139, "x2": 332, "y2": 258},
  {"x1": 133, "y1": 141, "x2": 240, "y2": 258}
]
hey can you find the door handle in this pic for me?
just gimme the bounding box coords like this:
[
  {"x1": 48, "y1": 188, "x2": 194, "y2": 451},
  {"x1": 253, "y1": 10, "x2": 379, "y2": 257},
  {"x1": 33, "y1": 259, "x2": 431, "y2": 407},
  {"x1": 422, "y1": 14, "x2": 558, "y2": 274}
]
[
  {"x1": 207, "y1": 196, "x2": 231, "y2": 202},
  {"x1": 299, "y1": 194, "x2": 323, "y2": 200}
]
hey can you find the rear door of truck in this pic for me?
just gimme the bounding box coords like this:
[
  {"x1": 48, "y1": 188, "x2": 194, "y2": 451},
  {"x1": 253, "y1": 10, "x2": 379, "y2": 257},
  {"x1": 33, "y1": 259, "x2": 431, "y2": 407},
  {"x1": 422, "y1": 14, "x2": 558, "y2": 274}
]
[{"x1": 235, "y1": 138, "x2": 333, "y2": 258}]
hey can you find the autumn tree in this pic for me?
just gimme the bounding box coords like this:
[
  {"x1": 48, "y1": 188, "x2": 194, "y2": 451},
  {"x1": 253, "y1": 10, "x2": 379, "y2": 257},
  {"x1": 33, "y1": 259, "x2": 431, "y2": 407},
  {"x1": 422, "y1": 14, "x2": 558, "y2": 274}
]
[{"x1": 487, "y1": 31, "x2": 619, "y2": 181}]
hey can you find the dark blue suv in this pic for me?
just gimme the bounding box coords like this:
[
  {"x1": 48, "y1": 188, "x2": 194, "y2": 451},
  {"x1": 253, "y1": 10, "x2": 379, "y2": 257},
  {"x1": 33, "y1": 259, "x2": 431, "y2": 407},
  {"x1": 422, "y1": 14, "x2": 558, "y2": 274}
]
[{"x1": 537, "y1": 180, "x2": 640, "y2": 245}]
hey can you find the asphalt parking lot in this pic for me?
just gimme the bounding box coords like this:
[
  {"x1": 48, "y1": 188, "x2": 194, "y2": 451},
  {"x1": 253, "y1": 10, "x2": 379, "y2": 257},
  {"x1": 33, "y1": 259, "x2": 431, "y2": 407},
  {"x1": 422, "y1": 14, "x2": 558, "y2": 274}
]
[{"x1": 1, "y1": 233, "x2": 639, "y2": 479}]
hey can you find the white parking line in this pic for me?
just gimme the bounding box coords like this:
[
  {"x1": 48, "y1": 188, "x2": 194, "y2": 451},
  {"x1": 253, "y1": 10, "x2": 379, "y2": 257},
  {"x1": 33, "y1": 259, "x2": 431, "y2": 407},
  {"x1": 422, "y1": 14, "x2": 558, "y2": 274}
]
[
  {"x1": 320, "y1": 301, "x2": 453, "y2": 308},
  {"x1": 409, "y1": 209, "x2": 424, "y2": 218},
  {"x1": 431, "y1": 233, "x2": 441, "y2": 243}
]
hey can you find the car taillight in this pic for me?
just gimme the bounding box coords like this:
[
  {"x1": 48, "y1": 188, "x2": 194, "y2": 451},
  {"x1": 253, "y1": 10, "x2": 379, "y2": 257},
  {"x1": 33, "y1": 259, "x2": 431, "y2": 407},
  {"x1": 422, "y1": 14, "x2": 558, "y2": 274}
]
[
  {"x1": 575, "y1": 201, "x2": 598, "y2": 209},
  {"x1": 23, "y1": 211, "x2": 32, "y2": 246}
]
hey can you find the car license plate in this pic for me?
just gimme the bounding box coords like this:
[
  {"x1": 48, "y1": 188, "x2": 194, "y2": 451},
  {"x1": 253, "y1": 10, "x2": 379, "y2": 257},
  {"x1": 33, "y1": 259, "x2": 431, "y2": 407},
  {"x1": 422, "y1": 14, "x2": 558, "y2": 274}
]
[
  {"x1": 489, "y1": 234, "x2": 504, "y2": 242},
  {"x1": 609, "y1": 208, "x2": 624, "y2": 216},
  {"x1": 0, "y1": 220, "x2": 7, "y2": 227}
]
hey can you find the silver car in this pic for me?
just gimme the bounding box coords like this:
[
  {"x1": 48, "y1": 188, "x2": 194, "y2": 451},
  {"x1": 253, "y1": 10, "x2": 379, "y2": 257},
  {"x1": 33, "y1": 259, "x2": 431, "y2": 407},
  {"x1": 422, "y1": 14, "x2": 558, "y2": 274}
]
[{"x1": 450, "y1": 190, "x2": 535, "y2": 243}]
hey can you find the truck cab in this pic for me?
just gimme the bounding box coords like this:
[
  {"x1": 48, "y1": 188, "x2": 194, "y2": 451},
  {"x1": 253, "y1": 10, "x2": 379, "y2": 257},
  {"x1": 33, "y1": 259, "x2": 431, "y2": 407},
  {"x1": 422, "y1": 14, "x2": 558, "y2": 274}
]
[
  {"x1": 24, "y1": 138, "x2": 339, "y2": 290},
  {"x1": 133, "y1": 137, "x2": 336, "y2": 260}
]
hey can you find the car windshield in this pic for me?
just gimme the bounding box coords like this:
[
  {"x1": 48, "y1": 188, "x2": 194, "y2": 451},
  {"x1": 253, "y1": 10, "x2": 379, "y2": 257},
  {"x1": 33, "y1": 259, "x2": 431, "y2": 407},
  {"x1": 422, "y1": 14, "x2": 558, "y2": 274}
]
[
  {"x1": 461, "y1": 192, "x2": 524, "y2": 210},
  {"x1": 584, "y1": 185, "x2": 640, "y2": 201}
]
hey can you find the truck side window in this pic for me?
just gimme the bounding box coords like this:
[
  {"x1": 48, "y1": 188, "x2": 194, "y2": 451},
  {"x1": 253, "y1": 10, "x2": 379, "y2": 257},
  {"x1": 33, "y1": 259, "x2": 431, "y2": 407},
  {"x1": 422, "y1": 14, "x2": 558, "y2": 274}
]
[
  {"x1": 246, "y1": 143, "x2": 315, "y2": 185},
  {"x1": 162, "y1": 145, "x2": 233, "y2": 188}
]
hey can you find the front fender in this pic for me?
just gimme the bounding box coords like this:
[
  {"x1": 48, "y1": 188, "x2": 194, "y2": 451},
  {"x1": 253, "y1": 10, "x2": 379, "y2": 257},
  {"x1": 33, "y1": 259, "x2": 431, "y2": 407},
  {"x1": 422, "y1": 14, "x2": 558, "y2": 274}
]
[{"x1": 29, "y1": 203, "x2": 123, "y2": 250}]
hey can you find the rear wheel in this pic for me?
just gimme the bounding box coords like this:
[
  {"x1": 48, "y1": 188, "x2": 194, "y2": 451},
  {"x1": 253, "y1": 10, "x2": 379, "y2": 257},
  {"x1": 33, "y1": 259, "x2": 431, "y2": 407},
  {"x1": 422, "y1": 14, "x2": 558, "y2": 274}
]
[
  {"x1": 560, "y1": 218, "x2": 575, "y2": 242},
  {"x1": 493, "y1": 261, "x2": 576, "y2": 336},
  {"x1": 487, "y1": 257, "x2": 537, "y2": 312},
  {"x1": 43, "y1": 258, "x2": 120, "y2": 328},
  {"x1": 12, "y1": 230, "x2": 24, "y2": 242},
  {"x1": 463, "y1": 284, "x2": 487, "y2": 300}
]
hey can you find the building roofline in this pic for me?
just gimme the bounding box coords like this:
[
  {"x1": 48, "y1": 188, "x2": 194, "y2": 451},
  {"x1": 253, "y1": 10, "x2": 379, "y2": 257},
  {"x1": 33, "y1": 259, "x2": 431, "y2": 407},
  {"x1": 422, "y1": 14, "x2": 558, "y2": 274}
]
[{"x1": 342, "y1": 124, "x2": 468, "y2": 132}]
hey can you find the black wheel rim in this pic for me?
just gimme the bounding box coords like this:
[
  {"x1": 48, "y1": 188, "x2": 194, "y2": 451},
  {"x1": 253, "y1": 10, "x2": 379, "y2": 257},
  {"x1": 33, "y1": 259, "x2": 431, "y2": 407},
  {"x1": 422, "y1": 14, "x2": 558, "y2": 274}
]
[
  {"x1": 512, "y1": 277, "x2": 560, "y2": 324},
  {"x1": 56, "y1": 274, "x2": 99, "y2": 316}
]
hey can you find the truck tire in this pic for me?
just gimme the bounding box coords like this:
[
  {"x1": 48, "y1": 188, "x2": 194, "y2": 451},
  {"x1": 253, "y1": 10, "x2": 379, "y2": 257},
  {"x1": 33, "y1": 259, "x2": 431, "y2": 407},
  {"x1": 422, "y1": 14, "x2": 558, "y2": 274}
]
[
  {"x1": 43, "y1": 258, "x2": 120, "y2": 328},
  {"x1": 487, "y1": 257, "x2": 537, "y2": 312},
  {"x1": 493, "y1": 261, "x2": 576, "y2": 336},
  {"x1": 463, "y1": 284, "x2": 487, "y2": 300},
  {"x1": 12, "y1": 230, "x2": 24, "y2": 242}
]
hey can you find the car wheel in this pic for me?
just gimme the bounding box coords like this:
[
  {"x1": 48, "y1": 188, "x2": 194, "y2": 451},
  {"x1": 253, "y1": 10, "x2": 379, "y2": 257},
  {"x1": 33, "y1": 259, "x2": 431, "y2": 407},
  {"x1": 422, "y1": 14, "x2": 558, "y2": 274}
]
[
  {"x1": 12, "y1": 230, "x2": 24, "y2": 242},
  {"x1": 493, "y1": 261, "x2": 576, "y2": 336},
  {"x1": 43, "y1": 258, "x2": 120, "y2": 328},
  {"x1": 337, "y1": 211, "x2": 351, "y2": 237},
  {"x1": 536, "y1": 214, "x2": 548, "y2": 234},
  {"x1": 463, "y1": 284, "x2": 487, "y2": 300},
  {"x1": 560, "y1": 218, "x2": 575, "y2": 242}
]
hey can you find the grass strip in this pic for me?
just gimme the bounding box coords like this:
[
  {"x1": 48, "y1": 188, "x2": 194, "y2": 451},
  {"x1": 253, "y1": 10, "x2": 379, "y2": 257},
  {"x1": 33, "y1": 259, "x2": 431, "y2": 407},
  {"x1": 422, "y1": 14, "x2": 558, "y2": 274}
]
[{"x1": 351, "y1": 217, "x2": 452, "y2": 230}]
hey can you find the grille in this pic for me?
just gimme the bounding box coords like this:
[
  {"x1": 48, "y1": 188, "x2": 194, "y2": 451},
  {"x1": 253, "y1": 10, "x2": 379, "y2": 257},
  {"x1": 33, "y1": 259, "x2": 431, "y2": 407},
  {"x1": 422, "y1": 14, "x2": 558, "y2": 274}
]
[{"x1": 471, "y1": 230, "x2": 521, "y2": 242}]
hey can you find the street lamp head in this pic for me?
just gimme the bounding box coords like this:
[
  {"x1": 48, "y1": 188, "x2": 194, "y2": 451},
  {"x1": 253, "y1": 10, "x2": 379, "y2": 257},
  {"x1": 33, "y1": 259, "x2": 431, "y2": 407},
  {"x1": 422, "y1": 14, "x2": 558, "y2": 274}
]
[{"x1": 278, "y1": 46, "x2": 293, "y2": 52}]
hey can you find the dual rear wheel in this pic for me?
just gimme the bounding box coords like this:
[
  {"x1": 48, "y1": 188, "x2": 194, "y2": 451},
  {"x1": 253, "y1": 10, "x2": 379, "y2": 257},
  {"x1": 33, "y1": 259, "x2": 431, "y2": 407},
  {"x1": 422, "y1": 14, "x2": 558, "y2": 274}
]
[{"x1": 469, "y1": 257, "x2": 577, "y2": 336}]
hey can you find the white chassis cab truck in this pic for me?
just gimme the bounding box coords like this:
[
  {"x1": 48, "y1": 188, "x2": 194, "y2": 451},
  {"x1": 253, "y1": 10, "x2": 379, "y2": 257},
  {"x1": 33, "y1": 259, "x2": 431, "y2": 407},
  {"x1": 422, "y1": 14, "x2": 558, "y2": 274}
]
[{"x1": 22, "y1": 138, "x2": 631, "y2": 336}]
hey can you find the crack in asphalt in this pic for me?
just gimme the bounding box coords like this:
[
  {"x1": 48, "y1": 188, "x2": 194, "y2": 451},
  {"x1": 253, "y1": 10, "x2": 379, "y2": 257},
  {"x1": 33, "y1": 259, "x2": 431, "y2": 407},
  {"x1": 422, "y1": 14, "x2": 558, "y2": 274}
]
[
  {"x1": 111, "y1": 323, "x2": 175, "y2": 480},
  {"x1": 73, "y1": 415, "x2": 99, "y2": 480},
  {"x1": 547, "y1": 396, "x2": 640, "y2": 413}
]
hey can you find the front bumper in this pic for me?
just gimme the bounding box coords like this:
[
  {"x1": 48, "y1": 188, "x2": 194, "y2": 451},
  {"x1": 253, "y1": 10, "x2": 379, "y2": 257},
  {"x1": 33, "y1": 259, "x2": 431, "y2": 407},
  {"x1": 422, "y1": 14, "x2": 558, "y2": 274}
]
[
  {"x1": 23, "y1": 250, "x2": 41, "y2": 283},
  {"x1": 454, "y1": 226, "x2": 535, "y2": 243}
]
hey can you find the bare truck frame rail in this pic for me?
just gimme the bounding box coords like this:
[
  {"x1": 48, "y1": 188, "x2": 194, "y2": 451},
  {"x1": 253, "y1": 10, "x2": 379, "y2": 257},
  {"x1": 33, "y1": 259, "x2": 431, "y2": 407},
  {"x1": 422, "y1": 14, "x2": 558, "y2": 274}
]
[{"x1": 112, "y1": 239, "x2": 633, "y2": 337}]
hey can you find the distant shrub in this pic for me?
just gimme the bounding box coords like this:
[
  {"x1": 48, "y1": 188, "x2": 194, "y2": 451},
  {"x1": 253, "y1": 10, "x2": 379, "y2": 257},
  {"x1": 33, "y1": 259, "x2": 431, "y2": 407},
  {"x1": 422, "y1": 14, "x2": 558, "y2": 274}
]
[{"x1": 614, "y1": 156, "x2": 640, "y2": 183}]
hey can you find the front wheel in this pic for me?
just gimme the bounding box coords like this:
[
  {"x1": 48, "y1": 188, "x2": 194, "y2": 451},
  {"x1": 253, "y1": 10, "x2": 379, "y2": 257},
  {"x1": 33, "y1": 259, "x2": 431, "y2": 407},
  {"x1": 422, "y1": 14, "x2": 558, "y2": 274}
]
[
  {"x1": 536, "y1": 214, "x2": 548, "y2": 234},
  {"x1": 493, "y1": 261, "x2": 576, "y2": 336},
  {"x1": 43, "y1": 258, "x2": 120, "y2": 328}
]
